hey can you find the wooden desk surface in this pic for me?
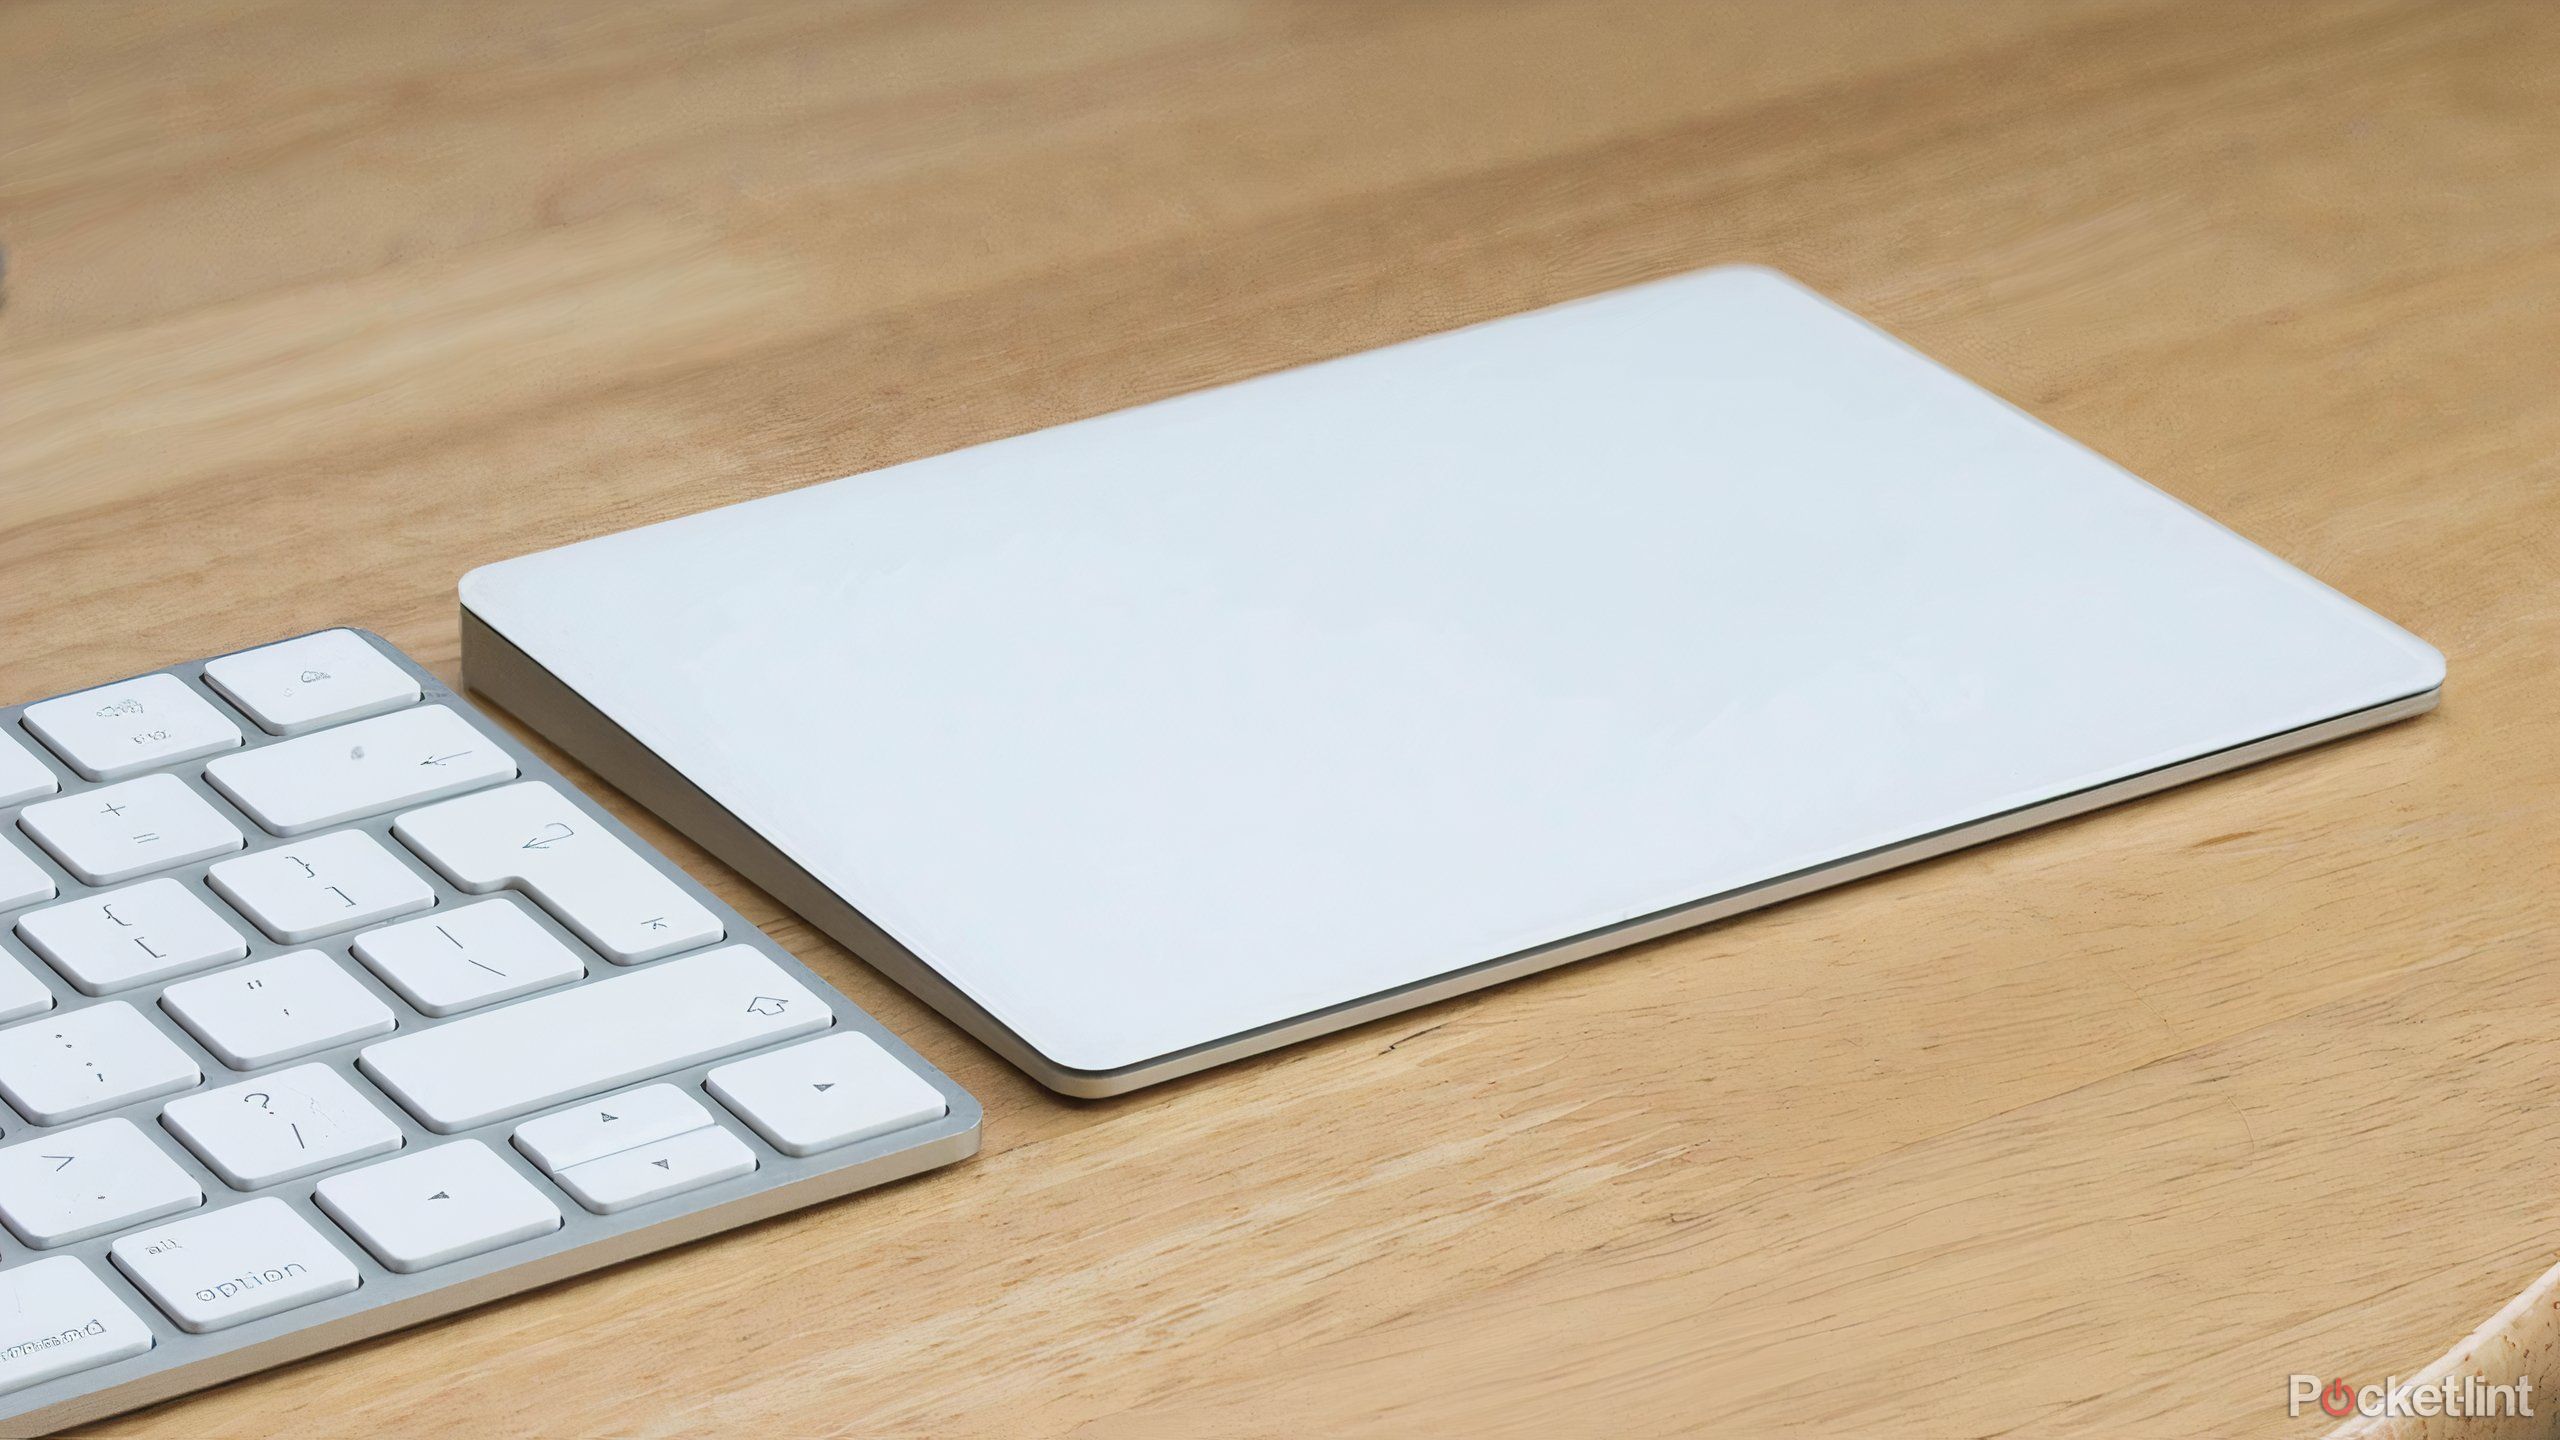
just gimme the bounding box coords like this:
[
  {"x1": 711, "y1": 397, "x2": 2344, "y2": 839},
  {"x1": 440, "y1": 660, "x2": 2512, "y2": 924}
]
[{"x1": 4, "y1": 2, "x2": 2555, "y2": 1434}]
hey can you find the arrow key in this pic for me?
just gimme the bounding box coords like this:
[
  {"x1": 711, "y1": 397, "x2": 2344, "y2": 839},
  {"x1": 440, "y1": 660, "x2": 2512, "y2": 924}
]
[
  {"x1": 315, "y1": 1141, "x2": 561, "y2": 1273},
  {"x1": 512, "y1": 1083, "x2": 710, "y2": 1175},
  {"x1": 553, "y1": 1125, "x2": 755, "y2": 1215},
  {"x1": 0, "y1": 1117, "x2": 203, "y2": 1248},
  {"x1": 706, "y1": 1033, "x2": 948, "y2": 1158}
]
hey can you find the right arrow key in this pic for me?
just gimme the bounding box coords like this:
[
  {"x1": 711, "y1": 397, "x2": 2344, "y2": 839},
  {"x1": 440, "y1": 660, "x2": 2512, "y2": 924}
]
[{"x1": 706, "y1": 1033, "x2": 949, "y2": 1158}]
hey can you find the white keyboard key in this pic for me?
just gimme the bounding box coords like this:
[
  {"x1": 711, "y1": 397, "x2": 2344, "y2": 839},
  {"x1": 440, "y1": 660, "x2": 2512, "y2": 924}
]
[
  {"x1": 350, "y1": 900, "x2": 585, "y2": 1017},
  {"x1": 16, "y1": 878, "x2": 249, "y2": 996},
  {"x1": 0, "y1": 956, "x2": 53, "y2": 1025},
  {"x1": 21, "y1": 674, "x2": 242, "y2": 783},
  {"x1": 314, "y1": 1141, "x2": 561, "y2": 1274},
  {"x1": 0, "y1": 732, "x2": 60, "y2": 807},
  {"x1": 161, "y1": 952, "x2": 397, "y2": 1070},
  {"x1": 393, "y1": 782, "x2": 721, "y2": 963},
  {"x1": 202, "y1": 706, "x2": 515, "y2": 837},
  {"x1": 359, "y1": 945, "x2": 828, "y2": 1132},
  {"x1": 111, "y1": 1197, "x2": 360, "y2": 1333},
  {"x1": 0, "y1": 1257, "x2": 154, "y2": 1394},
  {"x1": 161, "y1": 1064, "x2": 404, "y2": 1190},
  {"x1": 554, "y1": 1124, "x2": 754, "y2": 1215},
  {"x1": 0, "y1": 1003, "x2": 200, "y2": 1125},
  {"x1": 204, "y1": 830, "x2": 434, "y2": 944},
  {"x1": 0, "y1": 835, "x2": 55, "y2": 911},
  {"x1": 17, "y1": 775, "x2": 246, "y2": 886},
  {"x1": 512, "y1": 1083, "x2": 711, "y2": 1175},
  {"x1": 0, "y1": 1118, "x2": 203, "y2": 1248},
  {"x1": 201, "y1": 630, "x2": 421, "y2": 736},
  {"x1": 706, "y1": 1033, "x2": 948, "y2": 1157}
]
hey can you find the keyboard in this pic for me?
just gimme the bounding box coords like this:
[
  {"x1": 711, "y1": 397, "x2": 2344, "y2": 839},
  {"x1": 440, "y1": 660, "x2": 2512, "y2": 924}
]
[{"x1": 0, "y1": 630, "x2": 980, "y2": 1433}]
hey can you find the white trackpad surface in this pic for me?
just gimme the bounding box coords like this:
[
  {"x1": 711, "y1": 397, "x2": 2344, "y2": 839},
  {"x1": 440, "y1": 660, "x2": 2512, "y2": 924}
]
[{"x1": 461, "y1": 267, "x2": 2441, "y2": 1074}]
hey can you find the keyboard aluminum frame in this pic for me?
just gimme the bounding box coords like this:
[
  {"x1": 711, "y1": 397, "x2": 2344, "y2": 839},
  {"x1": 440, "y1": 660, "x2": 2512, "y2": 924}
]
[{"x1": 0, "y1": 631, "x2": 980, "y2": 1436}]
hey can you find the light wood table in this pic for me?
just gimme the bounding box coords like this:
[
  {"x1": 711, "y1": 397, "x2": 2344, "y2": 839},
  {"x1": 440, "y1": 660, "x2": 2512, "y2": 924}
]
[{"x1": 4, "y1": 3, "x2": 2555, "y2": 1435}]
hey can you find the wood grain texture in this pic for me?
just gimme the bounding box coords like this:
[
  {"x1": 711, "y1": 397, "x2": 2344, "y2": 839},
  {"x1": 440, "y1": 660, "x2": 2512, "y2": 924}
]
[{"x1": 3, "y1": 1, "x2": 2555, "y2": 1435}]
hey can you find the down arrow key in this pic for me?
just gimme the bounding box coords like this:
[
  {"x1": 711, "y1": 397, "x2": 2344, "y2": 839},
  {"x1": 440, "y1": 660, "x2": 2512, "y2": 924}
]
[{"x1": 551, "y1": 1128, "x2": 757, "y2": 1215}]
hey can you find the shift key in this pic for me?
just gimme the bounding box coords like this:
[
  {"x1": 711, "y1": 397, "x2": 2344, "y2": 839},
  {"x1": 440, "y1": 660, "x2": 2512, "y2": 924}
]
[{"x1": 358, "y1": 946, "x2": 830, "y2": 1132}]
